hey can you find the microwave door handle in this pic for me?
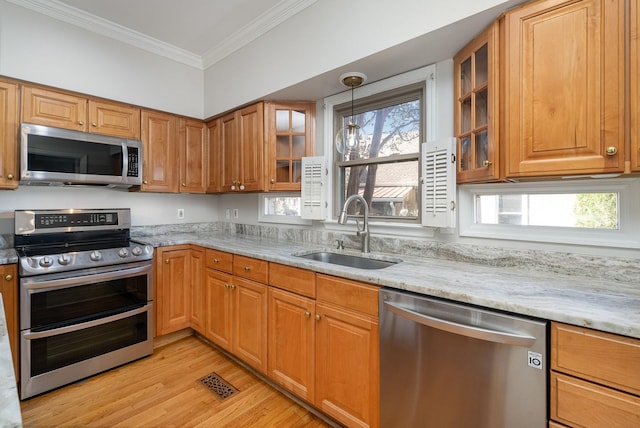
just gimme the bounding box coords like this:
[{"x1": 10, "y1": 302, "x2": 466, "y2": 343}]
[
  {"x1": 121, "y1": 141, "x2": 129, "y2": 181},
  {"x1": 23, "y1": 304, "x2": 151, "y2": 340},
  {"x1": 384, "y1": 301, "x2": 536, "y2": 347}
]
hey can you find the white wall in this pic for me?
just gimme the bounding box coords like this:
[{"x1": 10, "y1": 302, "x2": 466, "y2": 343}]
[
  {"x1": 0, "y1": 0, "x2": 204, "y2": 118},
  {"x1": 203, "y1": 0, "x2": 519, "y2": 117},
  {"x1": 0, "y1": 186, "x2": 219, "y2": 235}
]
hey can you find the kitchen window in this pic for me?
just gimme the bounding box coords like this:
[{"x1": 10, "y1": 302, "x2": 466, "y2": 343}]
[
  {"x1": 459, "y1": 178, "x2": 640, "y2": 249},
  {"x1": 324, "y1": 65, "x2": 436, "y2": 225}
]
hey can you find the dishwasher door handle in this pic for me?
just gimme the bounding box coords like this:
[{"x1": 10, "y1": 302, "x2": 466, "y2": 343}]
[{"x1": 384, "y1": 301, "x2": 536, "y2": 347}]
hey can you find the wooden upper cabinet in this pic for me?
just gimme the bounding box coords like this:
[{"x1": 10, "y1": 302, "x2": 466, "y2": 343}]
[
  {"x1": 179, "y1": 118, "x2": 206, "y2": 193},
  {"x1": 21, "y1": 86, "x2": 140, "y2": 138},
  {"x1": 219, "y1": 102, "x2": 266, "y2": 192},
  {"x1": 454, "y1": 21, "x2": 500, "y2": 183},
  {"x1": 88, "y1": 100, "x2": 140, "y2": 139},
  {"x1": 0, "y1": 80, "x2": 19, "y2": 189},
  {"x1": 503, "y1": 0, "x2": 625, "y2": 177},
  {"x1": 206, "y1": 118, "x2": 222, "y2": 193},
  {"x1": 631, "y1": 0, "x2": 640, "y2": 171},
  {"x1": 141, "y1": 110, "x2": 179, "y2": 192},
  {"x1": 265, "y1": 101, "x2": 315, "y2": 191}
]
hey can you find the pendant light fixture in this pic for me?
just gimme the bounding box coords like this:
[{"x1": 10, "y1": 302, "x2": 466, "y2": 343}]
[{"x1": 335, "y1": 72, "x2": 367, "y2": 158}]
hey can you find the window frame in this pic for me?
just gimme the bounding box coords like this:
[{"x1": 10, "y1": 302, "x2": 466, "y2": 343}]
[
  {"x1": 323, "y1": 64, "x2": 437, "y2": 231},
  {"x1": 458, "y1": 178, "x2": 640, "y2": 249}
]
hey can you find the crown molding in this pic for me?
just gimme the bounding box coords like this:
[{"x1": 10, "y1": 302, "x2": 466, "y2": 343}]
[
  {"x1": 202, "y1": 0, "x2": 317, "y2": 69},
  {"x1": 7, "y1": 0, "x2": 317, "y2": 71}
]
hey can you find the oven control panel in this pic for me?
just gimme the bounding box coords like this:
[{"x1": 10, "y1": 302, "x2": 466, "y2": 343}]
[{"x1": 15, "y1": 208, "x2": 131, "y2": 235}]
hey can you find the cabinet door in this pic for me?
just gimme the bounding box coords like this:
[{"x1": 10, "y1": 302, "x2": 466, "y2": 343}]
[
  {"x1": 0, "y1": 81, "x2": 18, "y2": 189},
  {"x1": 156, "y1": 248, "x2": 191, "y2": 335},
  {"x1": 206, "y1": 118, "x2": 222, "y2": 193},
  {"x1": 504, "y1": 0, "x2": 624, "y2": 177},
  {"x1": 238, "y1": 102, "x2": 265, "y2": 192},
  {"x1": 267, "y1": 287, "x2": 315, "y2": 402},
  {"x1": 454, "y1": 22, "x2": 500, "y2": 183},
  {"x1": 21, "y1": 86, "x2": 87, "y2": 131},
  {"x1": 315, "y1": 302, "x2": 379, "y2": 428},
  {"x1": 266, "y1": 102, "x2": 315, "y2": 191},
  {"x1": 141, "y1": 110, "x2": 179, "y2": 192},
  {"x1": 179, "y1": 118, "x2": 206, "y2": 193},
  {"x1": 220, "y1": 111, "x2": 238, "y2": 192},
  {"x1": 631, "y1": 0, "x2": 640, "y2": 171},
  {"x1": 88, "y1": 100, "x2": 140, "y2": 139},
  {"x1": 204, "y1": 269, "x2": 233, "y2": 351},
  {"x1": 0, "y1": 264, "x2": 18, "y2": 379},
  {"x1": 233, "y1": 277, "x2": 267, "y2": 374},
  {"x1": 189, "y1": 248, "x2": 205, "y2": 334}
]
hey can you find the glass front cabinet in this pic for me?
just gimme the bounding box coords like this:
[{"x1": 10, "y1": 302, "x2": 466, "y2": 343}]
[
  {"x1": 454, "y1": 21, "x2": 500, "y2": 183},
  {"x1": 265, "y1": 102, "x2": 315, "y2": 191}
]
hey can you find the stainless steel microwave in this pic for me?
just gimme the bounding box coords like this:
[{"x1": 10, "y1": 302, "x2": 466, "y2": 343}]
[{"x1": 20, "y1": 123, "x2": 143, "y2": 187}]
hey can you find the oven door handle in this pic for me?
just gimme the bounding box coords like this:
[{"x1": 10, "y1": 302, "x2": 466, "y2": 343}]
[
  {"x1": 21, "y1": 263, "x2": 152, "y2": 291},
  {"x1": 23, "y1": 304, "x2": 151, "y2": 340}
]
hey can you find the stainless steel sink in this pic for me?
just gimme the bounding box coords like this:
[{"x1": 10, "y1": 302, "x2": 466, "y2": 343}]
[{"x1": 293, "y1": 251, "x2": 401, "y2": 270}]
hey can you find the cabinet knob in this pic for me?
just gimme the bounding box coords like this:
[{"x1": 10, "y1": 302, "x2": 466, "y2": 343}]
[
  {"x1": 239, "y1": 184, "x2": 245, "y2": 191},
  {"x1": 304, "y1": 311, "x2": 311, "y2": 318},
  {"x1": 6, "y1": 174, "x2": 13, "y2": 180},
  {"x1": 182, "y1": 183, "x2": 186, "y2": 187},
  {"x1": 4, "y1": 274, "x2": 12, "y2": 281},
  {"x1": 79, "y1": 121, "x2": 84, "y2": 126},
  {"x1": 165, "y1": 259, "x2": 169, "y2": 264},
  {"x1": 315, "y1": 314, "x2": 321, "y2": 321},
  {"x1": 270, "y1": 178, "x2": 276, "y2": 184},
  {"x1": 244, "y1": 266, "x2": 250, "y2": 272},
  {"x1": 91, "y1": 122, "x2": 97, "y2": 127},
  {"x1": 143, "y1": 180, "x2": 148, "y2": 185},
  {"x1": 225, "y1": 283, "x2": 230, "y2": 288},
  {"x1": 483, "y1": 160, "x2": 493, "y2": 167},
  {"x1": 606, "y1": 146, "x2": 618, "y2": 156},
  {"x1": 230, "y1": 284, "x2": 236, "y2": 290},
  {"x1": 213, "y1": 258, "x2": 219, "y2": 263}
]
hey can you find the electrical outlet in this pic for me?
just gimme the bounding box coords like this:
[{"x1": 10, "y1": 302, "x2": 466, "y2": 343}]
[
  {"x1": 225, "y1": 208, "x2": 231, "y2": 220},
  {"x1": 177, "y1": 208, "x2": 185, "y2": 219},
  {"x1": 233, "y1": 208, "x2": 239, "y2": 219}
]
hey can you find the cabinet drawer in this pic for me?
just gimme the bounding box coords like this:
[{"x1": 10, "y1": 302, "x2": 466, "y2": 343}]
[
  {"x1": 552, "y1": 323, "x2": 640, "y2": 395},
  {"x1": 316, "y1": 274, "x2": 379, "y2": 318},
  {"x1": 205, "y1": 249, "x2": 233, "y2": 273},
  {"x1": 269, "y1": 263, "x2": 316, "y2": 298},
  {"x1": 233, "y1": 255, "x2": 268, "y2": 283},
  {"x1": 551, "y1": 372, "x2": 640, "y2": 428}
]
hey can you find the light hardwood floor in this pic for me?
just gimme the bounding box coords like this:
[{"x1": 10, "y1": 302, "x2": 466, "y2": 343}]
[{"x1": 20, "y1": 336, "x2": 332, "y2": 427}]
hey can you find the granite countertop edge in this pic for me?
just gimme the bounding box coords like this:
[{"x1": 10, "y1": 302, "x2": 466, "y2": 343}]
[{"x1": 138, "y1": 232, "x2": 640, "y2": 340}]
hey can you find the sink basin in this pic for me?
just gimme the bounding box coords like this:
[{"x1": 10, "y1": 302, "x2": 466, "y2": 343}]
[{"x1": 293, "y1": 251, "x2": 401, "y2": 270}]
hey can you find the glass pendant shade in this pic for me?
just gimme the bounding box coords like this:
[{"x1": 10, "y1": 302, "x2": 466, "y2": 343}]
[{"x1": 335, "y1": 122, "x2": 364, "y2": 156}]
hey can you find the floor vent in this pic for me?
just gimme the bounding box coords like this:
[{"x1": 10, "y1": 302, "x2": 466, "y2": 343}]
[{"x1": 199, "y1": 372, "x2": 238, "y2": 400}]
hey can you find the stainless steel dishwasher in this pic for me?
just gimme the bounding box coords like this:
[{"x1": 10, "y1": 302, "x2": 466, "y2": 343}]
[{"x1": 380, "y1": 288, "x2": 548, "y2": 428}]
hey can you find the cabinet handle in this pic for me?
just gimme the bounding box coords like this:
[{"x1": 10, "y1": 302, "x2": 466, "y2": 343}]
[
  {"x1": 79, "y1": 121, "x2": 84, "y2": 126},
  {"x1": 304, "y1": 311, "x2": 311, "y2": 318},
  {"x1": 4, "y1": 274, "x2": 12, "y2": 281},
  {"x1": 315, "y1": 314, "x2": 321, "y2": 321},
  {"x1": 6, "y1": 174, "x2": 13, "y2": 180},
  {"x1": 483, "y1": 160, "x2": 492, "y2": 167},
  {"x1": 91, "y1": 122, "x2": 97, "y2": 127},
  {"x1": 606, "y1": 146, "x2": 618, "y2": 156},
  {"x1": 244, "y1": 266, "x2": 250, "y2": 272}
]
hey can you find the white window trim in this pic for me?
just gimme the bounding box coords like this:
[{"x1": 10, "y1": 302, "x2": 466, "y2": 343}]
[
  {"x1": 458, "y1": 178, "x2": 640, "y2": 249},
  {"x1": 258, "y1": 193, "x2": 312, "y2": 226},
  {"x1": 322, "y1": 64, "x2": 437, "y2": 236}
]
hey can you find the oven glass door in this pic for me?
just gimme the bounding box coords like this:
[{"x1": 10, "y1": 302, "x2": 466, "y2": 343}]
[
  {"x1": 21, "y1": 263, "x2": 152, "y2": 331},
  {"x1": 28, "y1": 310, "x2": 148, "y2": 376}
]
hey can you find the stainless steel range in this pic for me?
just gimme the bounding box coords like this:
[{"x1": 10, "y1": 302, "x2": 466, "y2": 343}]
[{"x1": 14, "y1": 208, "x2": 154, "y2": 399}]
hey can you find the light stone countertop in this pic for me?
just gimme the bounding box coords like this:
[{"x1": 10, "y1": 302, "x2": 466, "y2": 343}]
[
  {"x1": 0, "y1": 249, "x2": 18, "y2": 266},
  {"x1": 139, "y1": 231, "x2": 640, "y2": 340},
  {"x1": 0, "y1": 294, "x2": 22, "y2": 427}
]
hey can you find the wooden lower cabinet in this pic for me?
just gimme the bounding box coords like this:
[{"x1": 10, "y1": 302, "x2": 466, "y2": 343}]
[
  {"x1": 0, "y1": 264, "x2": 18, "y2": 379},
  {"x1": 267, "y1": 287, "x2": 316, "y2": 402},
  {"x1": 155, "y1": 246, "x2": 202, "y2": 336},
  {"x1": 204, "y1": 257, "x2": 267, "y2": 374},
  {"x1": 189, "y1": 247, "x2": 205, "y2": 334},
  {"x1": 550, "y1": 322, "x2": 640, "y2": 427}
]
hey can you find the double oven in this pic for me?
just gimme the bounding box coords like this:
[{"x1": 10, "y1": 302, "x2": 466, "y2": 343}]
[{"x1": 14, "y1": 208, "x2": 154, "y2": 399}]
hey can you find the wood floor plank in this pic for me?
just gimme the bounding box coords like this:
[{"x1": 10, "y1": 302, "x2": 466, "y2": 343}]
[{"x1": 20, "y1": 336, "x2": 333, "y2": 428}]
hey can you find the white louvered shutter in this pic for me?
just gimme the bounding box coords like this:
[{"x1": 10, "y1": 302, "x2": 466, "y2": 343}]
[
  {"x1": 421, "y1": 138, "x2": 457, "y2": 228},
  {"x1": 301, "y1": 156, "x2": 326, "y2": 220}
]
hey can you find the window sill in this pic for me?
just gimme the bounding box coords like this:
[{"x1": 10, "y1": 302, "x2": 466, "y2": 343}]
[{"x1": 321, "y1": 219, "x2": 436, "y2": 239}]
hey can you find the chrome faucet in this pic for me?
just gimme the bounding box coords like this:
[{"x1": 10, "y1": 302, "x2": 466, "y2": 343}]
[{"x1": 338, "y1": 194, "x2": 370, "y2": 253}]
